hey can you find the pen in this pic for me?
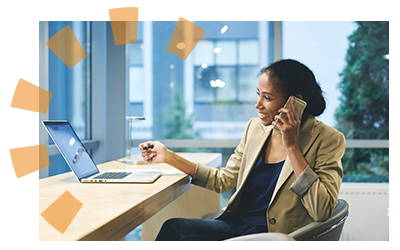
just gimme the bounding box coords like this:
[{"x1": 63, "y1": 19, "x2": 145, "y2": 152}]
[{"x1": 140, "y1": 145, "x2": 154, "y2": 151}]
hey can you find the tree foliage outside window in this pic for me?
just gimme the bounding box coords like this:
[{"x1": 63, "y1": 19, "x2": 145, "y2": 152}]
[
  {"x1": 159, "y1": 89, "x2": 206, "y2": 153},
  {"x1": 161, "y1": 89, "x2": 202, "y2": 140},
  {"x1": 334, "y1": 21, "x2": 389, "y2": 182}
]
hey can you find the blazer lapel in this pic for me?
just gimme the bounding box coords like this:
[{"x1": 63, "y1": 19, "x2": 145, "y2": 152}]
[
  {"x1": 240, "y1": 123, "x2": 272, "y2": 186},
  {"x1": 228, "y1": 123, "x2": 272, "y2": 208}
]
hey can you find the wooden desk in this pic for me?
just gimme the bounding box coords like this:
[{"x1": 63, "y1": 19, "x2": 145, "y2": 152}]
[{"x1": 39, "y1": 153, "x2": 221, "y2": 241}]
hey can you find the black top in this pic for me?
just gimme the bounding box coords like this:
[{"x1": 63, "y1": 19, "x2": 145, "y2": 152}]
[{"x1": 223, "y1": 140, "x2": 284, "y2": 237}]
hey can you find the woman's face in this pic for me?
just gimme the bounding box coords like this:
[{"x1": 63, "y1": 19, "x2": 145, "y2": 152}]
[{"x1": 255, "y1": 72, "x2": 288, "y2": 126}]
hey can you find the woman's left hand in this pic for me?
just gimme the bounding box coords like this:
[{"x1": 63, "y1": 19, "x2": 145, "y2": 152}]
[{"x1": 272, "y1": 96, "x2": 302, "y2": 151}]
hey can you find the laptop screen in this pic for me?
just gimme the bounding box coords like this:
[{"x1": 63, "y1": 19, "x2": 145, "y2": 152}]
[{"x1": 43, "y1": 121, "x2": 99, "y2": 180}]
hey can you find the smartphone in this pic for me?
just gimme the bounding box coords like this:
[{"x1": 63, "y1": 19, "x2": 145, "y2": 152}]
[{"x1": 273, "y1": 96, "x2": 307, "y2": 133}]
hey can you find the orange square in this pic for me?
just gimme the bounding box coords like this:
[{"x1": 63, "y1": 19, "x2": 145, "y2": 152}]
[
  {"x1": 108, "y1": 7, "x2": 138, "y2": 21},
  {"x1": 45, "y1": 25, "x2": 87, "y2": 69},
  {"x1": 166, "y1": 17, "x2": 206, "y2": 60},
  {"x1": 11, "y1": 79, "x2": 52, "y2": 114},
  {"x1": 111, "y1": 21, "x2": 138, "y2": 45},
  {"x1": 41, "y1": 191, "x2": 83, "y2": 234},
  {"x1": 109, "y1": 7, "x2": 139, "y2": 45},
  {"x1": 10, "y1": 144, "x2": 51, "y2": 178}
]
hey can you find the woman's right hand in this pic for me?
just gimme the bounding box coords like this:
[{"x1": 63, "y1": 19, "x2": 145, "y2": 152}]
[
  {"x1": 139, "y1": 141, "x2": 196, "y2": 177},
  {"x1": 138, "y1": 141, "x2": 168, "y2": 164}
]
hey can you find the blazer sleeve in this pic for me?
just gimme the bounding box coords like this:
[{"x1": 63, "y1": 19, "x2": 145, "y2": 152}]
[
  {"x1": 191, "y1": 118, "x2": 254, "y2": 193},
  {"x1": 290, "y1": 130, "x2": 345, "y2": 221}
]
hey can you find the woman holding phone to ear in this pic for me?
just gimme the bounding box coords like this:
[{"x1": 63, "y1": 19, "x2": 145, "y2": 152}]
[{"x1": 139, "y1": 59, "x2": 345, "y2": 241}]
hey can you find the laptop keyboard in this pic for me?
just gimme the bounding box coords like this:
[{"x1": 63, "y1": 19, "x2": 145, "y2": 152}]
[{"x1": 93, "y1": 172, "x2": 132, "y2": 180}]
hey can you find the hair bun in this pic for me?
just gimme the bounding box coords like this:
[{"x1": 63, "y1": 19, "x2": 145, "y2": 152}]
[{"x1": 260, "y1": 59, "x2": 326, "y2": 120}]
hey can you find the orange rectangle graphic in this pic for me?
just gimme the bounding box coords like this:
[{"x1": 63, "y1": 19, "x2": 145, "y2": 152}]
[
  {"x1": 41, "y1": 191, "x2": 83, "y2": 234},
  {"x1": 10, "y1": 144, "x2": 51, "y2": 178},
  {"x1": 166, "y1": 17, "x2": 206, "y2": 61},
  {"x1": 108, "y1": 7, "x2": 139, "y2": 21},
  {"x1": 45, "y1": 25, "x2": 87, "y2": 69},
  {"x1": 109, "y1": 7, "x2": 139, "y2": 45},
  {"x1": 11, "y1": 79, "x2": 53, "y2": 114}
]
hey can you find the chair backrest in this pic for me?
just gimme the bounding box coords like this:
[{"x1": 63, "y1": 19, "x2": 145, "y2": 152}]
[{"x1": 288, "y1": 199, "x2": 349, "y2": 241}]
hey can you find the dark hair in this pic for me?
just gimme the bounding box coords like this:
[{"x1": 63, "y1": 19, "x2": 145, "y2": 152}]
[{"x1": 259, "y1": 59, "x2": 326, "y2": 121}]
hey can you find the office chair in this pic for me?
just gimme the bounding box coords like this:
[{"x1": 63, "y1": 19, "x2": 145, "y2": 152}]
[{"x1": 203, "y1": 199, "x2": 349, "y2": 241}]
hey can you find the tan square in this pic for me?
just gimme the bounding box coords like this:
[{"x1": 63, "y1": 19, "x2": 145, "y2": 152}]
[
  {"x1": 45, "y1": 25, "x2": 87, "y2": 69},
  {"x1": 166, "y1": 17, "x2": 206, "y2": 61},
  {"x1": 10, "y1": 144, "x2": 51, "y2": 178},
  {"x1": 41, "y1": 191, "x2": 83, "y2": 234},
  {"x1": 109, "y1": 7, "x2": 139, "y2": 45},
  {"x1": 11, "y1": 78, "x2": 52, "y2": 114},
  {"x1": 111, "y1": 21, "x2": 138, "y2": 45}
]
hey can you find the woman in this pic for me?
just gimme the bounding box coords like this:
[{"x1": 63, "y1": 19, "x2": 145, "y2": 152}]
[{"x1": 139, "y1": 59, "x2": 345, "y2": 241}]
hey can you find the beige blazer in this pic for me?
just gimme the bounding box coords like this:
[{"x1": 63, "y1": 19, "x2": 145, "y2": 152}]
[{"x1": 192, "y1": 115, "x2": 345, "y2": 234}]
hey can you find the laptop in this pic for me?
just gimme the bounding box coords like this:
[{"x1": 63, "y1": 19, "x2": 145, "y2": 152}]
[{"x1": 42, "y1": 121, "x2": 161, "y2": 183}]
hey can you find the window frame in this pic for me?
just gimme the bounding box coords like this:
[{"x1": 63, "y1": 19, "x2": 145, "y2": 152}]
[{"x1": 39, "y1": 21, "x2": 98, "y2": 178}]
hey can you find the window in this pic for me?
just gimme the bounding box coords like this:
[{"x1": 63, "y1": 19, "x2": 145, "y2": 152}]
[
  {"x1": 128, "y1": 43, "x2": 144, "y2": 116},
  {"x1": 193, "y1": 46, "x2": 259, "y2": 124},
  {"x1": 127, "y1": 21, "x2": 389, "y2": 184},
  {"x1": 282, "y1": 21, "x2": 358, "y2": 128},
  {"x1": 194, "y1": 39, "x2": 259, "y2": 105},
  {"x1": 43, "y1": 21, "x2": 92, "y2": 177},
  {"x1": 127, "y1": 21, "x2": 273, "y2": 142},
  {"x1": 282, "y1": 21, "x2": 389, "y2": 182}
]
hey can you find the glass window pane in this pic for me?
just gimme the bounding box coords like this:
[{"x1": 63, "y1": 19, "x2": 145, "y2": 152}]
[
  {"x1": 282, "y1": 21, "x2": 389, "y2": 183},
  {"x1": 48, "y1": 21, "x2": 89, "y2": 140},
  {"x1": 283, "y1": 21, "x2": 388, "y2": 140},
  {"x1": 129, "y1": 67, "x2": 144, "y2": 102},
  {"x1": 215, "y1": 67, "x2": 236, "y2": 101},
  {"x1": 239, "y1": 40, "x2": 259, "y2": 65},
  {"x1": 282, "y1": 21, "x2": 357, "y2": 129},
  {"x1": 194, "y1": 40, "x2": 214, "y2": 66},
  {"x1": 194, "y1": 66, "x2": 214, "y2": 103},
  {"x1": 46, "y1": 21, "x2": 91, "y2": 178},
  {"x1": 342, "y1": 148, "x2": 388, "y2": 183},
  {"x1": 128, "y1": 43, "x2": 143, "y2": 65},
  {"x1": 238, "y1": 66, "x2": 259, "y2": 102},
  {"x1": 216, "y1": 40, "x2": 236, "y2": 65}
]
